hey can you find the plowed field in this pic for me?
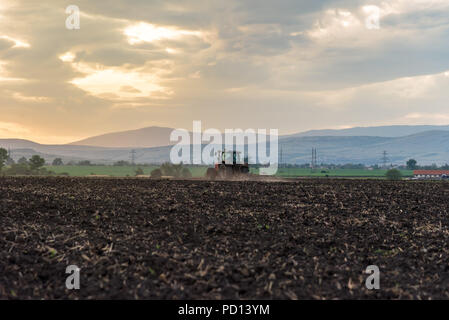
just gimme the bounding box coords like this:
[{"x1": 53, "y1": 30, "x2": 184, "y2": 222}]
[{"x1": 1, "y1": 177, "x2": 449, "y2": 299}]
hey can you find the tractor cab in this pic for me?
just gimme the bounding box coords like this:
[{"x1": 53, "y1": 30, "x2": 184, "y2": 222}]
[
  {"x1": 205, "y1": 150, "x2": 249, "y2": 180},
  {"x1": 216, "y1": 150, "x2": 243, "y2": 166}
]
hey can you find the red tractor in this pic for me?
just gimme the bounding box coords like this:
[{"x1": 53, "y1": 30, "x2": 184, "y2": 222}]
[{"x1": 205, "y1": 150, "x2": 249, "y2": 180}]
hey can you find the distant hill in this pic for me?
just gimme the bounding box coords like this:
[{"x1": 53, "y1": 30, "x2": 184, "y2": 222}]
[
  {"x1": 70, "y1": 126, "x2": 176, "y2": 148},
  {"x1": 2, "y1": 125, "x2": 449, "y2": 165},
  {"x1": 279, "y1": 130, "x2": 449, "y2": 165},
  {"x1": 67, "y1": 124, "x2": 449, "y2": 148},
  {"x1": 289, "y1": 125, "x2": 449, "y2": 138},
  {"x1": 0, "y1": 139, "x2": 110, "y2": 164},
  {"x1": 0, "y1": 139, "x2": 41, "y2": 149}
]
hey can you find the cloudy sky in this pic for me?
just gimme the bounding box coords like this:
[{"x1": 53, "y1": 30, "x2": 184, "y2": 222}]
[{"x1": 1, "y1": 0, "x2": 449, "y2": 143}]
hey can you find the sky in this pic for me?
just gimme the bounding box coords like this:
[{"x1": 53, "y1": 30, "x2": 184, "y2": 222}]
[{"x1": 1, "y1": 0, "x2": 449, "y2": 144}]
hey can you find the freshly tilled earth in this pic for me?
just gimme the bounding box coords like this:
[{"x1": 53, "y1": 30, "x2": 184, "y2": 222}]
[{"x1": 1, "y1": 177, "x2": 449, "y2": 299}]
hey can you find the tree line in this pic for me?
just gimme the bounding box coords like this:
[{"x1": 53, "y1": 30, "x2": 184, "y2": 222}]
[
  {"x1": 405, "y1": 159, "x2": 449, "y2": 170},
  {"x1": 0, "y1": 148, "x2": 50, "y2": 176},
  {"x1": 150, "y1": 163, "x2": 192, "y2": 179}
]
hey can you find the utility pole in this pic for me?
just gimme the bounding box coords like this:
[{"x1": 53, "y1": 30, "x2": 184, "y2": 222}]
[
  {"x1": 382, "y1": 151, "x2": 388, "y2": 168},
  {"x1": 311, "y1": 148, "x2": 314, "y2": 170},
  {"x1": 130, "y1": 149, "x2": 136, "y2": 166},
  {"x1": 311, "y1": 148, "x2": 317, "y2": 171},
  {"x1": 280, "y1": 146, "x2": 283, "y2": 168}
]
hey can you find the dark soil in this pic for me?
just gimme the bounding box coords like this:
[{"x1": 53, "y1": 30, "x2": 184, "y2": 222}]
[{"x1": 1, "y1": 177, "x2": 449, "y2": 299}]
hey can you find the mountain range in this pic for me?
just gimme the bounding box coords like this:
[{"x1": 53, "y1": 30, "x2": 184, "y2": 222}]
[
  {"x1": 70, "y1": 126, "x2": 175, "y2": 148},
  {"x1": 1, "y1": 125, "x2": 449, "y2": 165}
]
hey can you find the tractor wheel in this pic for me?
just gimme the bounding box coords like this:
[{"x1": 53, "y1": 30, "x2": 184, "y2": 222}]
[
  {"x1": 206, "y1": 168, "x2": 217, "y2": 180},
  {"x1": 225, "y1": 166, "x2": 234, "y2": 179},
  {"x1": 241, "y1": 166, "x2": 249, "y2": 174},
  {"x1": 217, "y1": 165, "x2": 226, "y2": 179}
]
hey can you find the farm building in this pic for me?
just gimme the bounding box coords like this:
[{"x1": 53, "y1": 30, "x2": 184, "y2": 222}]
[{"x1": 413, "y1": 170, "x2": 449, "y2": 179}]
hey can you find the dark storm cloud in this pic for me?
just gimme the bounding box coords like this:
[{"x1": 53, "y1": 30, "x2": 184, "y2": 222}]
[{"x1": 1, "y1": 0, "x2": 449, "y2": 143}]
